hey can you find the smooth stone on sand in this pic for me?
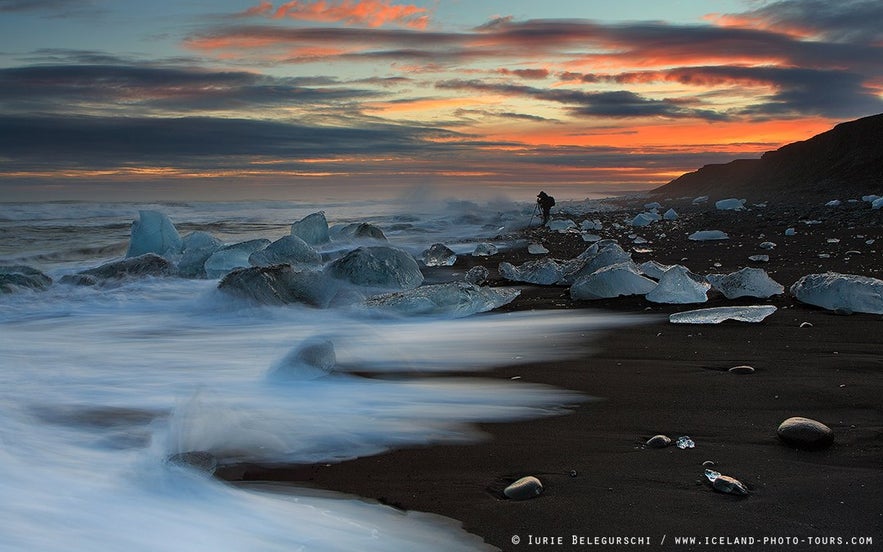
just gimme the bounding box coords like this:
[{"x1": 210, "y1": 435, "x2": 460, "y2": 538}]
[
  {"x1": 712, "y1": 475, "x2": 750, "y2": 496},
  {"x1": 777, "y1": 416, "x2": 834, "y2": 450},
  {"x1": 503, "y1": 476, "x2": 544, "y2": 500},
  {"x1": 646, "y1": 434, "x2": 672, "y2": 448},
  {"x1": 728, "y1": 365, "x2": 755, "y2": 375}
]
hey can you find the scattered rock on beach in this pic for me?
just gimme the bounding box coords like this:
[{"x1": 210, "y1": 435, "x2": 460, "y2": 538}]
[
  {"x1": 712, "y1": 475, "x2": 750, "y2": 496},
  {"x1": 503, "y1": 476, "x2": 544, "y2": 500},
  {"x1": 646, "y1": 435, "x2": 672, "y2": 448},
  {"x1": 777, "y1": 417, "x2": 834, "y2": 450}
]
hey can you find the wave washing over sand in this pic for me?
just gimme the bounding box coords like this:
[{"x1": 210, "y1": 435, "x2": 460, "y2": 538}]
[{"x1": 0, "y1": 198, "x2": 643, "y2": 551}]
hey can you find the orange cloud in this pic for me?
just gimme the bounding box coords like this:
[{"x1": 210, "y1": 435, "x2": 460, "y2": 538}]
[{"x1": 240, "y1": 0, "x2": 430, "y2": 29}]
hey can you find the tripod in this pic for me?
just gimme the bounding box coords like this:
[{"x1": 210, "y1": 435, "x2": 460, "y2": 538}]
[{"x1": 528, "y1": 202, "x2": 540, "y2": 228}]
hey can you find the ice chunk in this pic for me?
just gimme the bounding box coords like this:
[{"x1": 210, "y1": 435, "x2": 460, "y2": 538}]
[
  {"x1": 548, "y1": 219, "x2": 576, "y2": 232},
  {"x1": 663, "y1": 208, "x2": 678, "y2": 220},
  {"x1": 562, "y1": 241, "x2": 633, "y2": 283},
  {"x1": 580, "y1": 219, "x2": 603, "y2": 231},
  {"x1": 862, "y1": 194, "x2": 880, "y2": 203},
  {"x1": 631, "y1": 213, "x2": 656, "y2": 227},
  {"x1": 638, "y1": 260, "x2": 673, "y2": 280},
  {"x1": 325, "y1": 246, "x2": 423, "y2": 290},
  {"x1": 706, "y1": 267, "x2": 784, "y2": 299},
  {"x1": 249, "y1": 235, "x2": 322, "y2": 267},
  {"x1": 784, "y1": 227, "x2": 796, "y2": 236},
  {"x1": 581, "y1": 233, "x2": 602, "y2": 242},
  {"x1": 178, "y1": 231, "x2": 223, "y2": 278},
  {"x1": 692, "y1": 195, "x2": 709, "y2": 204},
  {"x1": 715, "y1": 198, "x2": 746, "y2": 211},
  {"x1": 77, "y1": 253, "x2": 175, "y2": 282},
  {"x1": 204, "y1": 239, "x2": 271, "y2": 279},
  {"x1": 125, "y1": 210, "x2": 183, "y2": 258},
  {"x1": 527, "y1": 243, "x2": 549, "y2": 254},
  {"x1": 872, "y1": 197, "x2": 883, "y2": 210},
  {"x1": 790, "y1": 272, "x2": 883, "y2": 314},
  {"x1": 759, "y1": 241, "x2": 776, "y2": 250},
  {"x1": 218, "y1": 265, "x2": 334, "y2": 307},
  {"x1": 499, "y1": 258, "x2": 564, "y2": 285},
  {"x1": 670, "y1": 305, "x2": 777, "y2": 324},
  {"x1": 689, "y1": 230, "x2": 729, "y2": 241},
  {"x1": 644, "y1": 201, "x2": 662, "y2": 210},
  {"x1": 329, "y1": 222, "x2": 387, "y2": 242},
  {"x1": 472, "y1": 242, "x2": 498, "y2": 256},
  {"x1": 464, "y1": 265, "x2": 489, "y2": 285},
  {"x1": 748, "y1": 255, "x2": 769, "y2": 262},
  {"x1": 268, "y1": 337, "x2": 336, "y2": 380},
  {"x1": 290, "y1": 211, "x2": 330, "y2": 245},
  {"x1": 422, "y1": 243, "x2": 457, "y2": 267},
  {"x1": 675, "y1": 436, "x2": 694, "y2": 449},
  {"x1": 0, "y1": 265, "x2": 52, "y2": 293},
  {"x1": 646, "y1": 265, "x2": 710, "y2": 304},
  {"x1": 570, "y1": 262, "x2": 657, "y2": 300},
  {"x1": 825, "y1": 199, "x2": 841, "y2": 207},
  {"x1": 365, "y1": 282, "x2": 520, "y2": 317}
]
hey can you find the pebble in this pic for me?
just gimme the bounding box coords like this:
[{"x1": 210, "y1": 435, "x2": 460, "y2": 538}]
[
  {"x1": 712, "y1": 475, "x2": 750, "y2": 496},
  {"x1": 728, "y1": 365, "x2": 755, "y2": 375},
  {"x1": 503, "y1": 476, "x2": 544, "y2": 500},
  {"x1": 646, "y1": 435, "x2": 672, "y2": 448},
  {"x1": 777, "y1": 416, "x2": 834, "y2": 450}
]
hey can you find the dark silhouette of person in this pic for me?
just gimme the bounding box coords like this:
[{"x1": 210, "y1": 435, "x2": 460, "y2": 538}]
[{"x1": 536, "y1": 191, "x2": 555, "y2": 225}]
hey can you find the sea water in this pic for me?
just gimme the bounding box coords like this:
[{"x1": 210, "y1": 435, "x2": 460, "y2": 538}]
[{"x1": 0, "y1": 197, "x2": 643, "y2": 551}]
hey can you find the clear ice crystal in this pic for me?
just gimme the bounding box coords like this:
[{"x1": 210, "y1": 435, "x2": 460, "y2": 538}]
[{"x1": 676, "y1": 436, "x2": 695, "y2": 449}]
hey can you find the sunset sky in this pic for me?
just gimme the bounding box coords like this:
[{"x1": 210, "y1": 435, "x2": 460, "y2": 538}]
[{"x1": 1, "y1": 0, "x2": 882, "y2": 200}]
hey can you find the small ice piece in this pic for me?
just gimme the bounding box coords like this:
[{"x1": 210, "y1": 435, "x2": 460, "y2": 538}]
[
  {"x1": 790, "y1": 272, "x2": 883, "y2": 314},
  {"x1": 472, "y1": 242, "x2": 498, "y2": 256},
  {"x1": 669, "y1": 305, "x2": 777, "y2": 324},
  {"x1": 326, "y1": 246, "x2": 423, "y2": 290},
  {"x1": 581, "y1": 233, "x2": 602, "y2": 242},
  {"x1": 711, "y1": 474, "x2": 750, "y2": 496},
  {"x1": 268, "y1": 337, "x2": 336, "y2": 381},
  {"x1": 366, "y1": 282, "x2": 520, "y2": 317},
  {"x1": 862, "y1": 194, "x2": 880, "y2": 203},
  {"x1": 464, "y1": 265, "x2": 489, "y2": 285},
  {"x1": 676, "y1": 436, "x2": 695, "y2": 449},
  {"x1": 663, "y1": 208, "x2": 678, "y2": 220},
  {"x1": 715, "y1": 198, "x2": 746, "y2": 211},
  {"x1": 548, "y1": 219, "x2": 577, "y2": 232},
  {"x1": 248, "y1": 235, "x2": 322, "y2": 267},
  {"x1": 422, "y1": 243, "x2": 457, "y2": 267},
  {"x1": 290, "y1": 211, "x2": 330, "y2": 245},
  {"x1": 704, "y1": 469, "x2": 721, "y2": 482},
  {"x1": 748, "y1": 255, "x2": 769, "y2": 262},
  {"x1": 503, "y1": 476, "x2": 544, "y2": 500},
  {"x1": 826, "y1": 238, "x2": 840, "y2": 244},
  {"x1": 867, "y1": 239, "x2": 876, "y2": 245},
  {"x1": 646, "y1": 265, "x2": 710, "y2": 304},
  {"x1": 499, "y1": 258, "x2": 564, "y2": 285},
  {"x1": 784, "y1": 228, "x2": 796, "y2": 236},
  {"x1": 569, "y1": 262, "x2": 657, "y2": 300},
  {"x1": 706, "y1": 267, "x2": 784, "y2": 299},
  {"x1": 689, "y1": 230, "x2": 729, "y2": 241},
  {"x1": 825, "y1": 200, "x2": 842, "y2": 207},
  {"x1": 527, "y1": 243, "x2": 549, "y2": 254},
  {"x1": 872, "y1": 198, "x2": 883, "y2": 209},
  {"x1": 631, "y1": 213, "x2": 656, "y2": 227},
  {"x1": 632, "y1": 236, "x2": 649, "y2": 244},
  {"x1": 204, "y1": 239, "x2": 271, "y2": 278},
  {"x1": 126, "y1": 210, "x2": 183, "y2": 258},
  {"x1": 759, "y1": 241, "x2": 776, "y2": 250},
  {"x1": 692, "y1": 195, "x2": 709, "y2": 204},
  {"x1": 644, "y1": 201, "x2": 662, "y2": 210},
  {"x1": 639, "y1": 260, "x2": 673, "y2": 280}
]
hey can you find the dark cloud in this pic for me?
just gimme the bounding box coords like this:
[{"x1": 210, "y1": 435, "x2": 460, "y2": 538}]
[
  {"x1": 436, "y1": 79, "x2": 726, "y2": 120},
  {"x1": 0, "y1": 0, "x2": 102, "y2": 18}
]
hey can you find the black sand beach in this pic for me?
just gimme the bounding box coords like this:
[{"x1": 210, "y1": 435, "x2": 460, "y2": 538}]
[{"x1": 218, "y1": 196, "x2": 883, "y2": 550}]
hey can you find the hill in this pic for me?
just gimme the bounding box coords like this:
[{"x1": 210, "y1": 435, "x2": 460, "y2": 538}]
[{"x1": 652, "y1": 113, "x2": 883, "y2": 202}]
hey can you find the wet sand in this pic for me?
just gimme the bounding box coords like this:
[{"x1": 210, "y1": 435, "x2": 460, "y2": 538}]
[{"x1": 219, "y1": 197, "x2": 883, "y2": 550}]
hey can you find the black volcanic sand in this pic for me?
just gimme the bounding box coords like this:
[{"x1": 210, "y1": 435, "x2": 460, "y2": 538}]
[{"x1": 218, "y1": 197, "x2": 883, "y2": 550}]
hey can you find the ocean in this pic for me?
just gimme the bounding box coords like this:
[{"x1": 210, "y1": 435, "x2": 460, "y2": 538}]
[{"x1": 0, "y1": 196, "x2": 639, "y2": 551}]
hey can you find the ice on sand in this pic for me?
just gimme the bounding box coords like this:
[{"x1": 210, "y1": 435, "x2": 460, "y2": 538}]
[
  {"x1": 663, "y1": 208, "x2": 678, "y2": 220},
  {"x1": 570, "y1": 262, "x2": 657, "y2": 300},
  {"x1": 631, "y1": 213, "x2": 657, "y2": 227},
  {"x1": 548, "y1": 219, "x2": 577, "y2": 232},
  {"x1": 689, "y1": 230, "x2": 729, "y2": 241},
  {"x1": 204, "y1": 239, "x2": 270, "y2": 279},
  {"x1": 527, "y1": 243, "x2": 549, "y2": 254},
  {"x1": 670, "y1": 305, "x2": 777, "y2": 324},
  {"x1": 715, "y1": 198, "x2": 746, "y2": 211},
  {"x1": 639, "y1": 260, "x2": 673, "y2": 280},
  {"x1": 126, "y1": 210, "x2": 183, "y2": 258},
  {"x1": 290, "y1": 211, "x2": 330, "y2": 245},
  {"x1": 472, "y1": 242, "x2": 498, "y2": 256},
  {"x1": 646, "y1": 265, "x2": 710, "y2": 304},
  {"x1": 422, "y1": 243, "x2": 457, "y2": 267},
  {"x1": 249, "y1": 235, "x2": 322, "y2": 267},
  {"x1": 790, "y1": 272, "x2": 883, "y2": 314},
  {"x1": 706, "y1": 267, "x2": 784, "y2": 299},
  {"x1": 268, "y1": 337, "x2": 337, "y2": 380},
  {"x1": 366, "y1": 282, "x2": 520, "y2": 317},
  {"x1": 499, "y1": 258, "x2": 563, "y2": 285},
  {"x1": 218, "y1": 265, "x2": 335, "y2": 307},
  {"x1": 325, "y1": 246, "x2": 423, "y2": 290},
  {"x1": 561, "y1": 241, "x2": 632, "y2": 284}
]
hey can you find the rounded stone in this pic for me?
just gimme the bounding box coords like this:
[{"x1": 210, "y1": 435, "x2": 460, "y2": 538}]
[
  {"x1": 646, "y1": 434, "x2": 672, "y2": 448},
  {"x1": 728, "y1": 365, "x2": 755, "y2": 375},
  {"x1": 777, "y1": 416, "x2": 834, "y2": 450},
  {"x1": 712, "y1": 475, "x2": 749, "y2": 496},
  {"x1": 503, "y1": 476, "x2": 544, "y2": 500}
]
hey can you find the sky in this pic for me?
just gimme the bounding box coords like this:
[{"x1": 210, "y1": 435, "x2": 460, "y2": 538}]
[{"x1": 1, "y1": 0, "x2": 882, "y2": 201}]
